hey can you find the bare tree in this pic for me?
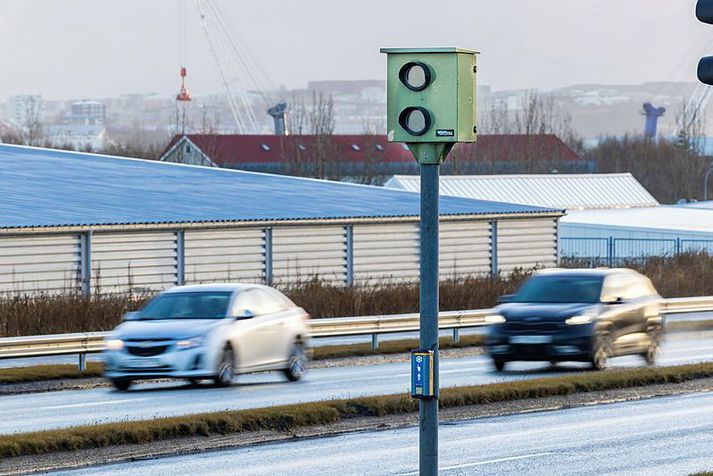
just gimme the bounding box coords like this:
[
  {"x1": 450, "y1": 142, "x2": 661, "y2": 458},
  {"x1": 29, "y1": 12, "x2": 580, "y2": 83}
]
[
  {"x1": 675, "y1": 96, "x2": 706, "y2": 154},
  {"x1": 479, "y1": 90, "x2": 583, "y2": 158},
  {"x1": 172, "y1": 102, "x2": 192, "y2": 136},
  {"x1": 19, "y1": 95, "x2": 44, "y2": 146},
  {"x1": 361, "y1": 116, "x2": 385, "y2": 135},
  {"x1": 198, "y1": 102, "x2": 222, "y2": 134},
  {"x1": 287, "y1": 92, "x2": 308, "y2": 136},
  {"x1": 308, "y1": 91, "x2": 335, "y2": 135},
  {"x1": 478, "y1": 98, "x2": 510, "y2": 135}
]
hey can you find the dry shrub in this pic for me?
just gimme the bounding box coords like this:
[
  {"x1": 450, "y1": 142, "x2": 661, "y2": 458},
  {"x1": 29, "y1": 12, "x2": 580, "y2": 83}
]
[
  {"x1": 0, "y1": 293, "x2": 151, "y2": 337},
  {"x1": 3, "y1": 253, "x2": 713, "y2": 338},
  {"x1": 281, "y1": 270, "x2": 530, "y2": 319},
  {"x1": 562, "y1": 252, "x2": 713, "y2": 298}
]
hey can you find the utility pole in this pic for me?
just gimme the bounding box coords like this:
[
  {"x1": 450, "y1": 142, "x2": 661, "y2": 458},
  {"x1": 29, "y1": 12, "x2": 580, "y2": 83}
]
[{"x1": 381, "y1": 47, "x2": 478, "y2": 475}]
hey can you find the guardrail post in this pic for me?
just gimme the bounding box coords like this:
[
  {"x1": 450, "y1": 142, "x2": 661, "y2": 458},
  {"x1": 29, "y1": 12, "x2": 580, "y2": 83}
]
[
  {"x1": 607, "y1": 236, "x2": 614, "y2": 268},
  {"x1": 555, "y1": 218, "x2": 561, "y2": 266},
  {"x1": 80, "y1": 231, "x2": 92, "y2": 296},
  {"x1": 78, "y1": 353, "x2": 87, "y2": 372},
  {"x1": 176, "y1": 230, "x2": 185, "y2": 285},
  {"x1": 675, "y1": 237, "x2": 682, "y2": 256},
  {"x1": 345, "y1": 225, "x2": 354, "y2": 286},
  {"x1": 371, "y1": 333, "x2": 379, "y2": 350},
  {"x1": 490, "y1": 220, "x2": 498, "y2": 280},
  {"x1": 264, "y1": 227, "x2": 273, "y2": 286},
  {"x1": 452, "y1": 328, "x2": 460, "y2": 343}
]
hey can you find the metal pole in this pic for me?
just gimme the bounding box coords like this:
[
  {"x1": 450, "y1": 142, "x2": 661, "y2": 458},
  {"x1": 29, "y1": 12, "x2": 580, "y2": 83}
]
[
  {"x1": 345, "y1": 225, "x2": 354, "y2": 286},
  {"x1": 80, "y1": 231, "x2": 92, "y2": 296},
  {"x1": 176, "y1": 230, "x2": 185, "y2": 286},
  {"x1": 419, "y1": 163, "x2": 439, "y2": 476}
]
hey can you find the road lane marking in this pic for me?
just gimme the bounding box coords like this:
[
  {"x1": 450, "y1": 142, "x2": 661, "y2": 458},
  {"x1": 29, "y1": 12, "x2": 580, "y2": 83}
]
[
  {"x1": 399, "y1": 452, "x2": 557, "y2": 474},
  {"x1": 39, "y1": 398, "x2": 147, "y2": 410}
]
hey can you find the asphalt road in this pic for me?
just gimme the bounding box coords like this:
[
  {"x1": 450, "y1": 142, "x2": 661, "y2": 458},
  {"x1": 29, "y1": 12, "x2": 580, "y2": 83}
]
[
  {"x1": 51, "y1": 390, "x2": 713, "y2": 476},
  {"x1": 2, "y1": 335, "x2": 713, "y2": 435}
]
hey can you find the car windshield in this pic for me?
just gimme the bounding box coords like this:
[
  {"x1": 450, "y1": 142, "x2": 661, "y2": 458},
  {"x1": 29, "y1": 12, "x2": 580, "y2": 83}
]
[
  {"x1": 139, "y1": 292, "x2": 232, "y2": 320},
  {"x1": 511, "y1": 275, "x2": 603, "y2": 304}
]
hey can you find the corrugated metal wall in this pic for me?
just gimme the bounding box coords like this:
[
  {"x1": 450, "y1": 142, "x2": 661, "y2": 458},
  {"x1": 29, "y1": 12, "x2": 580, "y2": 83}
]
[
  {"x1": 353, "y1": 223, "x2": 420, "y2": 282},
  {"x1": 91, "y1": 232, "x2": 177, "y2": 293},
  {"x1": 440, "y1": 221, "x2": 492, "y2": 279},
  {"x1": 272, "y1": 226, "x2": 347, "y2": 284},
  {"x1": 0, "y1": 216, "x2": 558, "y2": 295},
  {"x1": 0, "y1": 235, "x2": 80, "y2": 294},
  {"x1": 184, "y1": 229, "x2": 264, "y2": 284},
  {"x1": 497, "y1": 219, "x2": 558, "y2": 272}
]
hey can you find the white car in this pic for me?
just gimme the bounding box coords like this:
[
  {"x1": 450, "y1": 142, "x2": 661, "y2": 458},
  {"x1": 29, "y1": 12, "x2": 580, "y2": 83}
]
[{"x1": 103, "y1": 283, "x2": 311, "y2": 391}]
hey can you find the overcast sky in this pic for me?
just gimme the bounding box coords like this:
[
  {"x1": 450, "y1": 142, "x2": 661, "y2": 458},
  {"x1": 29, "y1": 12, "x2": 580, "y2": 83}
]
[{"x1": 0, "y1": 0, "x2": 707, "y2": 100}]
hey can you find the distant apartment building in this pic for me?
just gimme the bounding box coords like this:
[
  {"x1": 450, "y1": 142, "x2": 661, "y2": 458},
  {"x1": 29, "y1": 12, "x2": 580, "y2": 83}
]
[
  {"x1": 5, "y1": 94, "x2": 43, "y2": 127},
  {"x1": 42, "y1": 100, "x2": 108, "y2": 150},
  {"x1": 67, "y1": 100, "x2": 106, "y2": 126}
]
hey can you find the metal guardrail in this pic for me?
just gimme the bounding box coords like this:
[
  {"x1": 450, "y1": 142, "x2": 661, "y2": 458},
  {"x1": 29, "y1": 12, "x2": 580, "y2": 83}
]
[
  {"x1": 1, "y1": 297, "x2": 712, "y2": 370},
  {"x1": 663, "y1": 297, "x2": 713, "y2": 314}
]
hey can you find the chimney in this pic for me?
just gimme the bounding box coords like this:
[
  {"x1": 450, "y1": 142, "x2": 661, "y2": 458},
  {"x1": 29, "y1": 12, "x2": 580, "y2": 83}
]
[{"x1": 267, "y1": 102, "x2": 289, "y2": 136}]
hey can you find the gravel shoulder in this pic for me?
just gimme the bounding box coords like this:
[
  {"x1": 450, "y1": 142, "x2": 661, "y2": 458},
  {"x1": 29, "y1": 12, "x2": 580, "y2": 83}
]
[{"x1": 4, "y1": 376, "x2": 713, "y2": 475}]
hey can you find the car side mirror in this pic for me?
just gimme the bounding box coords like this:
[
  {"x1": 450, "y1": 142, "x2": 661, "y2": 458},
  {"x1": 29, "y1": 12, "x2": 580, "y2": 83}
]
[
  {"x1": 497, "y1": 294, "x2": 514, "y2": 304},
  {"x1": 235, "y1": 309, "x2": 255, "y2": 319},
  {"x1": 123, "y1": 311, "x2": 141, "y2": 321}
]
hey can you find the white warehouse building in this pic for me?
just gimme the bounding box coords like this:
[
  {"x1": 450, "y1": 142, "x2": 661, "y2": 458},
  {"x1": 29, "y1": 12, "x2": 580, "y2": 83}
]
[
  {"x1": 0, "y1": 145, "x2": 563, "y2": 296},
  {"x1": 385, "y1": 173, "x2": 713, "y2": 261},
  {"x1": 384, "y1": 173, "x2": 659, "y2": 211}
]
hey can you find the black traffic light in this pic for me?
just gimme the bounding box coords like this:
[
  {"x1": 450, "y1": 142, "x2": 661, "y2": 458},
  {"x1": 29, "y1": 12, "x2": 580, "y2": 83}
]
[{"x1": 697, "y1": 0, "x2": 713, "y2": 85}]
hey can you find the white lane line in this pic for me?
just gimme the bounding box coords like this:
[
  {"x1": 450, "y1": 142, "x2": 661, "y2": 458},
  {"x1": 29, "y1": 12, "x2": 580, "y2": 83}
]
[
  {"x1": 399, "y1": 452, "x2": 557, "y2": 474},
  {"x1": 39, "y1": 398, "x2": 147, "y2": 410}
]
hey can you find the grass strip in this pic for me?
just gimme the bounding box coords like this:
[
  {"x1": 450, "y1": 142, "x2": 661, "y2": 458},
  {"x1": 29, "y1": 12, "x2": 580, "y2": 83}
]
[
  {"x1": 311, "y1": 334, "x2": 485, "y2": 360},
  {"x1": 0, "y1": 335, "x2": 485, "y2": 385},
  {"x1": 2, "y1": 362, "x2": 713, "y2": 459},
  {"x1": 0, "y1": 362, "x2": 103, "y2": 384}
]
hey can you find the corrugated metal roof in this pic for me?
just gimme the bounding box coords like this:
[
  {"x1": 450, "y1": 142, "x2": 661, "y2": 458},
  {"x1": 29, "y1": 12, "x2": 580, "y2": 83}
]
[
  {"x1": 0, "y1": 144, "x2": 560, "y2": 230},
  {"x1": 384, "y1": 173, "x2": 658, "y2": 210},
  {"x1": 561, "y1": 206, "x2": 713, "y2": 234}
]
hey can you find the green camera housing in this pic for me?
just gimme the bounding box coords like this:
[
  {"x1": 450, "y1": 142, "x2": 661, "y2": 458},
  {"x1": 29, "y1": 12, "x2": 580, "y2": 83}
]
[{"x1": 381, "y1": 47, "x2": 478, "y2": 152}]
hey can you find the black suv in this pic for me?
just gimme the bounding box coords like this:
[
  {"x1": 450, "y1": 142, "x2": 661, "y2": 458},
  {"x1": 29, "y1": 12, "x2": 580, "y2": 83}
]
[{"x1": 486, "y1": 268, "x2": 664, "y2": 371}]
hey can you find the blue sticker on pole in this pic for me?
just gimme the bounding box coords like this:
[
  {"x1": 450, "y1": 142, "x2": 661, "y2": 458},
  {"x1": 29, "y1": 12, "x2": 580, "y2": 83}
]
[{"x1": 411, "y1": 350, "x2": 434, "y2": 399}]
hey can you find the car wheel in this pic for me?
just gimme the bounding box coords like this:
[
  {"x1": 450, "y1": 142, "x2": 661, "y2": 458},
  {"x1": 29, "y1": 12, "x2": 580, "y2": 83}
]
[
  {"x1": 111, "y1": 379, "x2": 132, "y2": 391},
  {"x1": 283, "y1": 342, "x2": 308, "y2": 382},
  {"x1": 590, "y1": 335, "x2": 611, "y2": 370},
  {"x1": 643, "y1": 331, "x2": 660, "y2": 366},
  {"x1": 493, "y1": 359, "x2": 507, "y2": 372},
  {"x1": 214, "y1": 347, "x2": 235, "y2": 387}
]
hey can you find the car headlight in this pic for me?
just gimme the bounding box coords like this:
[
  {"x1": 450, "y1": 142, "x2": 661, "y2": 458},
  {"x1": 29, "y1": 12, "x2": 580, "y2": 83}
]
[
  {"x1": 485, "y1": 314, "x2": 506, "y2": 325},
  {"x1": 176, "y1": 336, "x2": 206, "y2": 349},
  {"x1": 565, "y1": 314, "x2": 595, "y2": 325},
  {"x1": 105, "y1": 339, "x2": 124, "y2": 351}
]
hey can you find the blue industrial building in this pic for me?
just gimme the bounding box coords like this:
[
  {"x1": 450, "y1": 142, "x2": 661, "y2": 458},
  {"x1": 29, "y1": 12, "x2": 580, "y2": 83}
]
[{"x1": 0, "y1": 145, "x2": 562, "y2": 295}]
